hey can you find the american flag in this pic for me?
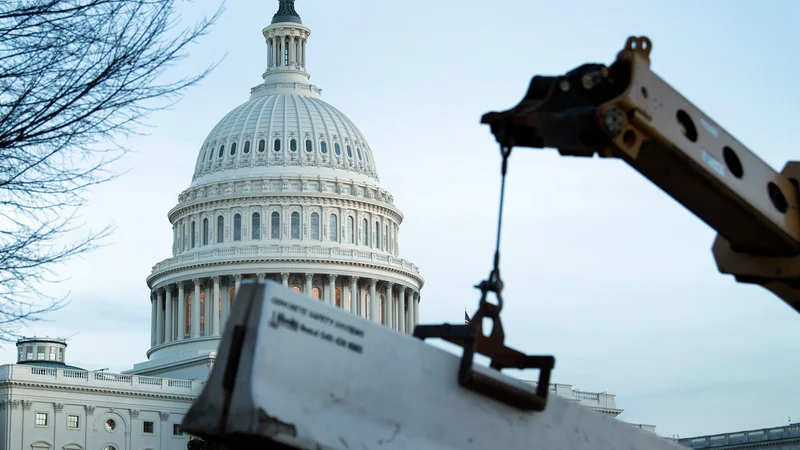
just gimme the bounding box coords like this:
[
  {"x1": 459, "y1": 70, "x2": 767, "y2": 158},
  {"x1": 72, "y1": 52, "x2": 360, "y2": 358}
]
[{"x1": 464, "y1": 310, "x2": 471, "y2": 325}]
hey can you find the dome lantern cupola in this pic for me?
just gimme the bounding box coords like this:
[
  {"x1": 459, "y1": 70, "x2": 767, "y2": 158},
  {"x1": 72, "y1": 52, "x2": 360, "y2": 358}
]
[{"x1": 262, "y1": 0, "x2": 311, "y2": 85}]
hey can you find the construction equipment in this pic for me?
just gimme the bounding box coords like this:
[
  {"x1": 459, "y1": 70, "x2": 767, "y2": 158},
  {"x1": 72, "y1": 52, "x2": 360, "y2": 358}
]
[{"x1": 182, "y1": 36, "x2": 797, "y2": 449}]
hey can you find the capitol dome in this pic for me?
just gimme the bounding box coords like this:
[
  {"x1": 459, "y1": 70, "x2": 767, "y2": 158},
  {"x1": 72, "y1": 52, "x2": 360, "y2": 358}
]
[{"x1": 129, "y1": 0, "x2": 423, "y2": 380}]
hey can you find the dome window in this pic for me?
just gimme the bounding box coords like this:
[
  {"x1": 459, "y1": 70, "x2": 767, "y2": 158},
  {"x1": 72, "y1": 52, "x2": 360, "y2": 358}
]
[
  {"x1": 218, "y1": 145, "x2": 224, "y2": 158},
  {"x1": 251, "y1": 212, "x2": 261, "y2": 240},
  {"x1": 243, "y1": 141, "x2": 251, "y2": 154},
  {"x1": 233, "y1": 213, "x2": 242, "y2": 241},
  {"x1": 320, "y1": 142, "x2": 328, "y2": 154},
  {"x1": 291, "y1": 212, "x2": 300, "y2": 239},
  {"x1": 346, "y1": 145, "x2": 353, "y2": 158},
  {"x1": 334, "y1": 143, "x2": 341, "y2": 156},
  {"x1": 329, "y1": 214, "x2": 338, "y2": 241},
  {"x1": 202, "y1": 218, "x2": 209, "y2": 245},
  {"x1": 270, "y1": 212, "x2": 280, "y2": 239},
  {"x1": 258, "y1": 139, "x2": 266, "y2": 152},
  {"x1": 310, "y1": 212, "x2": 320, "y2": 240},
  {"x1": 230, "y1": 142, "x2": 237, "y2": 155},
  {"x1": 290, "y1": 139, "x2": 297, "y2": 152},
  {"x1": 347, "y1": 216, "x2": 354, "y2": 243},
  {"x1": 273, "y1": 139, "x2": 281, "y2": 152},
  {"x1": 305, "y1": 140, "x2": 313, "y2": 153},
  {"x1": 208, "y1": 147, "x2": 213, "y2": 161},
  {"x1": 357, "y1": 148, "x2": 363, "y2": 161},
  {"x1": 191, "y1": 221, "x2": 196, "y2": 248},
  {"x1": 216, "y1": 216, "x2": 224, "y2": 243},
  {"x1": 362, "y1": 219, "x2": 369, "y2": 245},
  {"x1": 365, "y1": 150, "x2": 369, "y2": 163}
]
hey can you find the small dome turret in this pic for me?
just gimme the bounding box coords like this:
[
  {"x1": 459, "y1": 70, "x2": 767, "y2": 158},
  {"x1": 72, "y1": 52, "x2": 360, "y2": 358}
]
[{"x1": 15, "y1": 336, "x2": 85, "y2": 371}]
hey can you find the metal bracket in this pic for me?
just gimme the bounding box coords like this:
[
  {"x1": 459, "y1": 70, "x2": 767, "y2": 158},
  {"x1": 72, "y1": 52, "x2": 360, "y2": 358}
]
[{"x1": 414, "y1": 300, "x2": 555, "y2": 412}]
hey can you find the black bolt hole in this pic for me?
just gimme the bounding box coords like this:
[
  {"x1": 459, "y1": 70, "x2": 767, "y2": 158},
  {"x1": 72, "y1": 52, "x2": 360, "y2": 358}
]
[
  {"x1": 641, "y1": 87, "x2": 648, "y2": 98},
  {"x1": 722, "y1": 147, "x2": 743, "y2": 179},
  {"x1": 623, "y1": 130, "x2": 637, "y2": 148},
  {"x1": 768, "y1": 182, "x2": 788, "y2": 214},
  {"x1": 676, "y1": 110, "x2": 698, "y2": 142}
]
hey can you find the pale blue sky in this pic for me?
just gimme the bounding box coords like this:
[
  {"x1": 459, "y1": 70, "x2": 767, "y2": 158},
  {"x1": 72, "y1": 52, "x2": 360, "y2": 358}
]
[{"x1": 4, "y1": 0, "x2": 800, "y2": 439}]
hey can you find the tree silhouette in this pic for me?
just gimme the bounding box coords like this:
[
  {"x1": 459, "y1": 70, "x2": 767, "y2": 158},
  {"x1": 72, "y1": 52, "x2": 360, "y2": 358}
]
[{"x1": 0, "y1": 0, "x2": 221, "y2": 340}]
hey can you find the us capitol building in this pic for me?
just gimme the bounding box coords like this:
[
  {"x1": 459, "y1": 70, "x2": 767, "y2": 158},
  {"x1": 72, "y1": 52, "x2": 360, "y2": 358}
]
[{"x1": 0, "y1": 2, "x2": 650, "y2": 449}]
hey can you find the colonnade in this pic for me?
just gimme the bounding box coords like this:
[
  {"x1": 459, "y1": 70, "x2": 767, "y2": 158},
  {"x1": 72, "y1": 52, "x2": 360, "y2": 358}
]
[{"x1": 150, "y1": 273, "x2": 420, "y2": 348}]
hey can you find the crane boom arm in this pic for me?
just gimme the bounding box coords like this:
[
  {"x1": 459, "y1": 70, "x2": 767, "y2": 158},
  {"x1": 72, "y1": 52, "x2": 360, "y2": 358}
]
[{"x1": 481, "y1": 36, "x2": 800, "y2": 314}]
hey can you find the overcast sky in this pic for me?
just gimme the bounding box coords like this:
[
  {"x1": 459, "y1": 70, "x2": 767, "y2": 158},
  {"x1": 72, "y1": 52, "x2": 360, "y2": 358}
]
[{"x1": 3, "y1": 0, "x2": 800, "y2": 439}]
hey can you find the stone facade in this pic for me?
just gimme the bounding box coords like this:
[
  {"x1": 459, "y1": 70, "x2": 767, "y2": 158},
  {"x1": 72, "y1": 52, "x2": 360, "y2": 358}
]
[{"x1": 0, "y1": 363, "x2": 202, "y2": 450}]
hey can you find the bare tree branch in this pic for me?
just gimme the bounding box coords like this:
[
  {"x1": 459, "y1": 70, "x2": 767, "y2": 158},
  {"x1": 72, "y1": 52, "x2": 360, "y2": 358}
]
[{"x1": 0, "y1": 0, "x2": 222, "y2": 342}]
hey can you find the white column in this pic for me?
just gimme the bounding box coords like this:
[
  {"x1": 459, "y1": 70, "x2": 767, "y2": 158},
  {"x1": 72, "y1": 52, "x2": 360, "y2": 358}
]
[
  {"x1": 328, "y1": 275, "x2": 337, "y2": 306},
  {"x1": 305, "y1": 273, "x2": 313, "y2": 297},
  {"x1": 213, "y1": 277, "x2": 221, "y2": 336},
  {"x1": 281, "y1": 273, "x2": 289, "y2": 288},
  {"x1": 396, "y1": 286, "x2": 405, "y2": 333},
  {"x1": 164, "y1": 288, "x2": 172, "y2": 343},
  {"x1": 349, "y1": 277, "x2": 358, "y2": 314},
  {"x1": 405, "y1": 288, "x2": 413, "y2": 334},
  {"x1": 155, "y1": 290, "x2": 164, "y2": 345},
  {"x1": 221, "y1": 278, "x2": 230, "y2": 325},
  {"x1": 267, "y1": 37, "x2": 273, "y2": 69},
  {"x1": 150, "y1": 293, "x2": 156, "y2": 347},
  {"x1": 192, "y1": 279, "x2": 201, "y2": 338},
  {"x1": 369, "y1": 279, "x2": 378, "y2": 323},
  {"x1": 302, "y1": 38, "x2": 306, "y2": 67},
  {"x1": 177, "y1": 282, "x2": 185, "y2": 340},
  {"x1": 384, "y1": 283, "x2": 393, "y2": 328},
  {"x1": 414, "y1": 292, "x2": 420, "y2": 328},
  {"x1": 233, "y1": 274, "x2": 242, "y2": 313}
]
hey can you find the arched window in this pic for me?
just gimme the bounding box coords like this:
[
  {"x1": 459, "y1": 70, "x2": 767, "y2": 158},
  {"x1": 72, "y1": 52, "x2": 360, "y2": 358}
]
[
  {"x1": 362, "y1": 218, "x2": 369, "y2": 245},
  {"x1": 365, "y1": 150, "x2": 370, "y2": 163},
  {"x1": 310, "y1": 212, "x2": 320, "y2": 240},
  {"x1": 218, "y1": 145, "x2": 224, "y2": 158},
  {"x1": 311, "y1": 287, "x2": 321, "y2": 300},
  {"x1": 347, "y1": 216, "x2": 354, "y2": 243},
  {"x1": 346, "y1": 145, "x2": 353, "y2": 158},
  {"x1": 334, "y1": 143, "x2": 341, "y2": 155},
  {"x1": 290, "y1": 139, "x2": 297, "y2": 152},
  {"x1": 384, "y1": 224, "x2": 388, "y2": 250},
  {"x1": 305, "y1": 140, "x2": 313, "y2": 152},
  {"x1": 208, "y1": 146, "x2": 213, "y2": 161},
  {"x1": 329, "y1": 214, "x2": 338, "y2": 241},
  {"x1": 216, "y1": 216, "x2": 224, "y2": 243},
  {"x1": 182, "y1": 223, "x2": 186, "y2": 250},
  {"x1": 291, "y1": 212, "x2": 300, "y2": 239},
  {"x1": 320, "y1": 142, "x2": 328, "y2": 154},
  {"x1": 357, "y1": 148, "x2": 363, "y2": 160},
  {"x1": 284, "y1": 45, "x2": 289, "y2": 66},
  {"x1": 335, "y1": 288, "x2": 341, "y2": 307},
  {"x1": 258, "y1": 139, "x2": 266, "y2": 152},
  {"x1": 243, "y1": 141, "x2": 251, "y2": 153},
  {"x1": 271, "y1": 212, "x2": 280, "y2": 239},
  {"x1": 185, "y1": 294, "x2": 192, "y2": 336},
  {"x1": 233, "y1": 213, "x2": 242, "y2": 241},
  {"x1": 251, "y1": 212, "x2": 261, "y2": 240},
  {"x1": 191, "y1": 221, "x2": 196, "y2": 248},
  {"x1": 202, "y1": 218, "x2": 209, "y2": 245},
  {"x1": 273, "y1": 139, "x2": 281, "y2": 152},
  {"x1": 375, "y1": 221, "x2": 380, "y2": 247},
  {"x1": 230, "y1": 142, "x2": 237, "y2": 155},
  {"x1": 291, "y1": 285, "x2": 301, "y2": 292}
]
